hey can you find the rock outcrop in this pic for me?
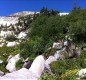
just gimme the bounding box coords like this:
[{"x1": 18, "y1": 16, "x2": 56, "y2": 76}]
[
  {"x1": 76, "y1": 68, "x2": 86, "y2": 79},
  {"x1": 6, "y1": 54, "x2": 20, "y2": 72}
]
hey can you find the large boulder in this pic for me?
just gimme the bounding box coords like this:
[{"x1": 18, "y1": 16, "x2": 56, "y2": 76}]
[
  {"x1": 6, "y1": 54, "x2": 20, "y2": 72},
  {"x1": 0, "y1": 55, "x2": 45, "y2": 80},
  {"x1": 45, "y1": 56, "x2": 57, "y2": 65},
  {"x1": 17, "y1": 32, "x2": 27, "y2": 39},
  {"x1": 29, "y1": 55, "x2": 45, "y2": 78},
  {"x1": 76, "y1": 68, "x2": 86, "y2": 79}
]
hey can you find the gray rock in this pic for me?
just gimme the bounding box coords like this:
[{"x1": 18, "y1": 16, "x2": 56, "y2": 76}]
[
  {"x1": 0, "y1": 71, "x2": 4, "y2": 76},
  {"x1": 23, "y1": 61, "x2": 32, "y2": 69},
  {"x1": 0, "y1": 60, "x2": 3, "y2": 64},
  {"x1": 76, "y1": 68, "x2": 86, "y2": 79},
  {"x1": 6, "y1": 54, "x2": 20, "y2": 72}
]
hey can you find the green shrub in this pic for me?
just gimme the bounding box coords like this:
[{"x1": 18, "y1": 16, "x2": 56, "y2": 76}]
[
  {"x1": 16, "y1": 59, "x2": 23, "y2": 70},
  {"x1": 39, "y1": 73, "x2": 57, "y2": 80},
  {"x1": 5, "y1": 35, "x2": 18, "y2": 41},
  {"x1": 79, "y1": 51, "x2": 86, "y2": 68},
  {"x1": 0, "y1": 46, "x2": 19, "y2": 61},
  {"x1": 20, "y1": 37, "x2": 44, "y2": 59},
  {"x1": 0, "y1": 62, "x2": 8, "y2": 72},
  {"x1": 44, "y1": 48, "x2": 57, "y2": 57},
  {"x1": 49, "y1": 60, "x2": 79, "y2": 80},
  {"x1": 0, "y1": 46, "x2": 20, "y2": 73}
]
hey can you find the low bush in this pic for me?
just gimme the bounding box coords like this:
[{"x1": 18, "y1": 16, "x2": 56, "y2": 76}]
[
  {"x1": 39, "y1": 73, "x2": 56, "y2": 80},
  {"x1": 16, "y1": 59, "x2": 24, "y2": 70},
  {"x1": 5, "y1": 35, "x2": 18, "y2": 41},
  {"x1": 0, "y1": 62, "x2": 8, "y2": 72},
  {"x1": 0, "y1": 46, "x2": 20, "y2": 73}
]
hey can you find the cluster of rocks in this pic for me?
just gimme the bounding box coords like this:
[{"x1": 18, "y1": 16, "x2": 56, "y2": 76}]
[
  {"x1": 0, "y1": 11, "x2": 39, "y2": 78},
  {"x1": 0, "y1": 39, "x2": 85, "y2": 79},
  {"x1": 52, "y1": 40, "x2": 86, "y2": 79},
  {"x1": 0, "y1": 31, "x2": 27, "y2": 47},
  {"x1": 6, "y1": 54, "x2": 20, "y2": 72},
  {"x1": 0, "y1": 12, "x2": 34, "y2": 47}
]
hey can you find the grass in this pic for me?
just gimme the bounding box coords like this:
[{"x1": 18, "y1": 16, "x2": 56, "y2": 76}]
[
  {"x1": 0, "y1": 46, "x2": 20, "y2": 72},
  {"x1": 40, "y1": 50, "x2": 86, "y2": 80},
  {"x1": 0, "y1": 45, "x2": 86, "y2": 79}
]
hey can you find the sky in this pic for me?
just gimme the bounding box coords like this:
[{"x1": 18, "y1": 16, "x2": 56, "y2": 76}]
[{"x1": 0, "y1": 0, "x2": 86, "y2": 16}]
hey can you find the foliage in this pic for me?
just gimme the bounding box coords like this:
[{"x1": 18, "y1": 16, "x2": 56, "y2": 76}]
[
  {"x1": 0, "y1": 46, "x2": 19, "y2": 61},
  {"x1": 19, "y1": 7, "x2": 86, "y2": 62},
  {"x1": 0, "y1": 62, "x2": 8, "y2": 72},
  {"x1": 40, "y1": 51, "x2": 86, "y2": 80},
  {"x1": 43, "y1": 48, "x2": 57, "y2": 58},
  {"x1": 68, "y1": 8, "x2": 86, "y2": 43},
  {"x1": 40, "y1": 7, "x2": 59, "y2": 16},
  {"x1": 11, "y1": 7, "x2": 86, "y2": 79},
  {"x1": 20, "y1": 37, "x2": 44, "y2": 59},
  {"x1": 0, "y1": 46, "x2": 20, "y2": 72},
  {"x1": 39, "y1": 73, "x2": 56, "y2": 80},
  {"x1": 28, "y1": 15, "x2": 65, "y2": 55},
  {"x1": 17, "y1": 15, "x2": 32, "y2": 29},
  {"x1": 16, "y1": 59, "x2": 23, "y2": 70}
]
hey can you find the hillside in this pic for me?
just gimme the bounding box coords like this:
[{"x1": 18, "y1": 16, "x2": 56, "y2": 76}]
[{"x1": 0, "y1": 7, "x2": 86, "y2": 80}]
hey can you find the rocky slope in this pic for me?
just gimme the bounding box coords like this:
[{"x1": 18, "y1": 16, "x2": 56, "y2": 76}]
[
  {"x1": 0, "y1": 11, "x2": 38, "y2": 47},
  {"x1": 0, "y1": 11, "x2": 39, "y2": 26}
]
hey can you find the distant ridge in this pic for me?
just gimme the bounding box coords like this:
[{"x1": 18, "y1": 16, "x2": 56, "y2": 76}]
[
  {"x1": 10, "y1": 11, "x2": 39, "y2": 17},
  {"x1": 0, "y1": 11, "x2": 69, "y2": 26}
]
